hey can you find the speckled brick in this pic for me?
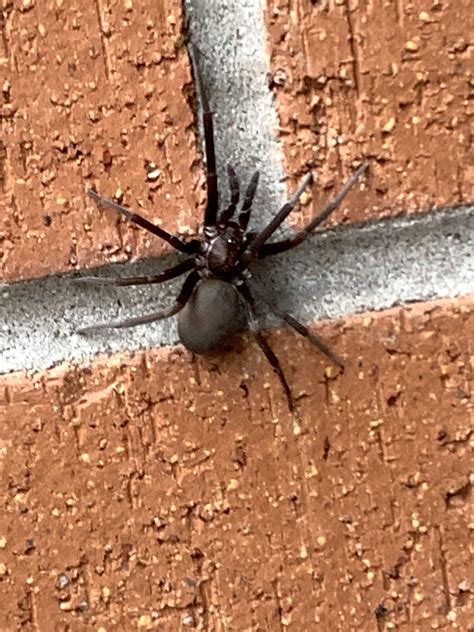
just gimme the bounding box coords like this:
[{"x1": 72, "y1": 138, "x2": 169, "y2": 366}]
[
  {"x1": 1, "y1": 1, "x2": 472, "y2": 629},
  {"x1": 0, "y1": 0, "x2": 204, "y2": 282},
  {"x1": 1, "y1": 297, "x2": 472, "y2": 630},
  {"x1": 265, "y1": 0, "x2": 473, "y2": 225}
]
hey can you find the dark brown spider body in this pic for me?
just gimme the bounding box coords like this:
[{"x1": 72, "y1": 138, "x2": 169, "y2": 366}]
[
  {"x1": 178, "y1": 279, "x2": 244, "y2": 354},
  {"x1": 204, "y1": 222, "x2": 246, "y2": 276},
  {"x1": 178, "y1": 221, "x2": 248, "y2": 352},
  {"x1": 78, "y1": 51, "x2": 368, "y2": 411}
]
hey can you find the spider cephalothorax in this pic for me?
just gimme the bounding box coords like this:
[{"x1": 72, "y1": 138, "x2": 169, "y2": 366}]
[{"x1": 78, "y1": 53, "x2": 368, "y2": 411}]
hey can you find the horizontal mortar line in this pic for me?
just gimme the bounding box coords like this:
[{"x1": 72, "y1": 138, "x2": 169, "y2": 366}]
[{"x1": 0, "y1": 204, "x2": 473, "y2": 375}]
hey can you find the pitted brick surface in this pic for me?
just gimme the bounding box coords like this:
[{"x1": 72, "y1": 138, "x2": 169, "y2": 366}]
[
  {"x1": 1, "y1": 1, "x2": 472, "y2": 629},
  {"x1": 0, "y1": 1, "x2": 204, "y2": 282},
  {"x1": 266, "y1": 0, "x2": 473, "y2": 225},
  {"x1": 1, "y1": 298, "x2": 472, "y2": 629}
]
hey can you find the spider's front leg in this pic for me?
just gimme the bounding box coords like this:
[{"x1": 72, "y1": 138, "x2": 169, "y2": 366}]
[
  {"x1": 190, "y1": 45, "x2": 219, "y2": 228},
  {"x1": 258, "y1": 161, "x2": 369, "y2": 257},
  {"x1": 87, "y1": 190, "x2": 200, "y2": 254}
]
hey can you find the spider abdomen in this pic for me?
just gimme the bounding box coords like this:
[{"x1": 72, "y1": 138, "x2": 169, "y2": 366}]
[{"x1": 177, "y1": 279, "x2": 244, "y2": 354}]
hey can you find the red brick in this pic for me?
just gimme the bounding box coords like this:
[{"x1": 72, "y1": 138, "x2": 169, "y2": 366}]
[
  {"x1": 265, "y1": 0, "x2": 473, "y2": 225},
  {"x1": 0, "y1": 1, "x2": 203, "y2": 282},
  {"x1": 1, "y1": 297, "x2": 472, "y2": 629},
  {"x1": 1, "y1": 2, "x2": 472, "y2": 629}
]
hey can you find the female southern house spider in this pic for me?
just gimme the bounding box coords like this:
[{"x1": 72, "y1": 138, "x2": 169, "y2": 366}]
[{"x1": 79, "y1": 52, "x2": 368, "y2": 411}]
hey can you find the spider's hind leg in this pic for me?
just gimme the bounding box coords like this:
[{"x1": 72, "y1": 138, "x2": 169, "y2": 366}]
[
  {"x1": 251, "y1": 284, "x2": 345, "y2": 369},
  {"x1": 274, "y1": 311, "x2": 344, "y2": 370},
  {"x1": 78, "y1": 271, "x2": 200, "y2": 333},
  {"x1": 238, "y1": 281, "x2": 295, "y2": 412},
  {"x1": 252, "y1": 329, "x2": 295, "y2": 412}
]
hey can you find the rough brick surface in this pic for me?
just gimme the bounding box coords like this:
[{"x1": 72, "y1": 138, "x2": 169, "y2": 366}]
[
  {"x1": 1, "y1": 1, "x2": 472, "y2": 630},
  {"x1": 0, "y1": 1, "x2": 203, "y2": 282},
  {"x1": 1, "y1": 298, "x2": 472, "y2": 630},
  {"x1": 266, "y1": 0, "x2": 473, "y2": 225}
]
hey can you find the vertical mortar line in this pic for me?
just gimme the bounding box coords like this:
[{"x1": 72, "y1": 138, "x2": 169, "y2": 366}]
[
  {"x1": 183, "y1": 0, "x2": 288, "y2": 228},
  {"x1": 93, "y1": 0, "x2": 112, "y2": 81}
]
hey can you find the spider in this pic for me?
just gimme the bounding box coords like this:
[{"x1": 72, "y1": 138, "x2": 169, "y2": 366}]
[{"x1": 78, "y1": 56, "x2": 368, "y2": 411}]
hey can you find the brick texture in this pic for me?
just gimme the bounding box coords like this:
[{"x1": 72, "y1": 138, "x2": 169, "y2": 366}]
[
  {"x1": 266, "y1": 0, "x2": 473, "y2": 225},
  {"x1": 1, "y1": 1, "x2": 473, "y2": 630},
  {"x1": 0, "y1": 0, "x2": 203, "y2": 282},
  {"x1": 1, "y1": 298, "x2": 472, "y2": 629}
]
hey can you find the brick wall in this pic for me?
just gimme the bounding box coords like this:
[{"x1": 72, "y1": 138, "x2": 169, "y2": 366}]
[{"x1": 1, "y1": 1, "x2": 472, "y2": 629}]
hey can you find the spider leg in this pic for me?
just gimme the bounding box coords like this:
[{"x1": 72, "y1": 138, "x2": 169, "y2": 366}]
[
  {"x1": 190, "y1": 45, "x2": 218, "y2": 227},
  {"x1": 259, "y1": 162, "x2": 369, "y2": 257},
  {"x1": 241, "y1": 172, "x2": 313, "y2": 264},
  {"x1": 218, "y1": 164, "x2": 240, "y2": 224},
  {"x1": 250, "y1": 283, "x2": 344, "y2": 368},
  {"x1": 238, "y1": 171, "x2": 260, "y2": 230},
  {"x1": 88, "y1": 190, "x2": 200, "y2": 254},
  {"x1": 73, "y1": 257, "x2": 195, "y2": 287},
  {"x1": 77, "y1": 270, "x2": 199, "y2": 333},
  {"x1": 238, "y1": 281, "x2": 295, "y2": 412}
]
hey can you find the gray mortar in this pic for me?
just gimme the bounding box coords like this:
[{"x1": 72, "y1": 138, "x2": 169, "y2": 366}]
[
  {"x1": 0, "y1": 0, "x2": 473, "y2": 375},
  {"x1": 1, "y1": 207, "x2": 473, "y2": 374},
  {"x1": 183, "y1": 0, "x2": 287, "y2": 226}
]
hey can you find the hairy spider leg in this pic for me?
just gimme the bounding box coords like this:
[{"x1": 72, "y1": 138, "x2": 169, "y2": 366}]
[
  {"x1": 250, "y1": 282, "x2": 345, "y2": 369},
  {"x1": 238, "y1": 282, "x2": 295, "y2": 412},
  {"x1": 73, "y1": 257, "x2": 195, "y2": 287},
  {"x1": 241, "y1": 172, "x2": 314, "y2": 263},
  {"x1": 78, "y1": 270, "x2": 200, "y2": 333},
  {"x1": 87, "y1": 190, "x2": 199, "y2": 254},
  {"x1": 202, "y1": 101, "x2": 218, "y2": 227},
  {"x1": 260, "y1": 162, "x2": 369, "y2": 257},
  {"x1": 238, "y1": 171, "x2": 260, "y2": 230},
  {"x1": 218, "y1": 164, "x2": 240, "y2": 225},
  {"x1": 190, "y1": 46, "x2": 219, "y2": 227},
  {"x1": 244, "y1": 173, "x2": 313, "y2": 263}
]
